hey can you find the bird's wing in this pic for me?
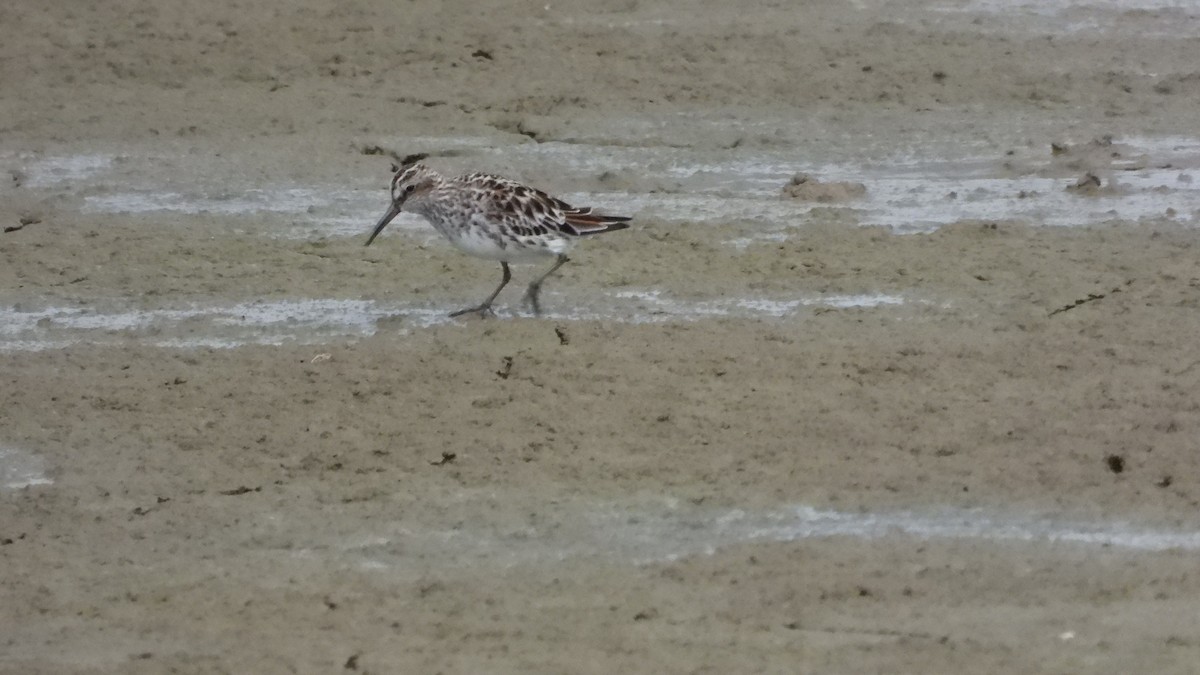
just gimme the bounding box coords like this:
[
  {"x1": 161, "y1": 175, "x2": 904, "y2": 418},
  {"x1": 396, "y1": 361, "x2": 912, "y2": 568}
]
[{"x1": 464, "y1": 173, "x2": 631, "y2": 237}]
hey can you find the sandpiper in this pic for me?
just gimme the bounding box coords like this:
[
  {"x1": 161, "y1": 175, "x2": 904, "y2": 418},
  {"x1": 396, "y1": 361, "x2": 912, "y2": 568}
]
[{"x1": 365, "y1": 161, "x2": 631, "y2": 317}]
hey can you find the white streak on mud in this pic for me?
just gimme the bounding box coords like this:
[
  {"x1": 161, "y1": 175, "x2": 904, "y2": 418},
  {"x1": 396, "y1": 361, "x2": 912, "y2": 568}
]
[
  {"x1": 0, "y1": 291, "x2": 917, "y2": 351},
  {"x1": 333, "y1": 500, "x2": 1200, "y2": 572},
  {"x1": 16, "y1": 135, "x2": 1200, "y2": 241},
  {"x1": 0, "y1": 446, "x2": 52, "y2": 490}
]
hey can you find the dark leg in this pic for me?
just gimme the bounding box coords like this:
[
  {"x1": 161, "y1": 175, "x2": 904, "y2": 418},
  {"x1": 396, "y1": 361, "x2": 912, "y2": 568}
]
[
  {"x1": 450, "y1": 262, "x2": 510, "y2": 317},
  {"x1": 523, "y1": 254, "x2": 570, "y2": 316}
]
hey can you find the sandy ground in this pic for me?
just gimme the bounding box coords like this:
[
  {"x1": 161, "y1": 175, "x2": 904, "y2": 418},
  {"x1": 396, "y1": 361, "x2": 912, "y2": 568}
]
[{"x1": 4, "y1": 0, "x2": 1200, "y2": 673}]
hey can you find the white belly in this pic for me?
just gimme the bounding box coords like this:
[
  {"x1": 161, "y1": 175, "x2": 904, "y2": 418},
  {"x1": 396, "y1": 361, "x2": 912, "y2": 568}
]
[{"x1": 446, "y1": 226, "x2": 568, "y2": 263}]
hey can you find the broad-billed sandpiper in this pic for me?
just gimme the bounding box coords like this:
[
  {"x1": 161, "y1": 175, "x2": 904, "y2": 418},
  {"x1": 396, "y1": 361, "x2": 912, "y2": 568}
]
[{"x1": 366, "y1": 161, "x2": 631, "y2": 317}]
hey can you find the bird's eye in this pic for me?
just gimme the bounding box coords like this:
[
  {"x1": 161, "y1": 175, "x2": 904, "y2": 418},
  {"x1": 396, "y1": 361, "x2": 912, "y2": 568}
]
[{"x1": 405, "y1": 185, "x2": 416, "y2": 193}]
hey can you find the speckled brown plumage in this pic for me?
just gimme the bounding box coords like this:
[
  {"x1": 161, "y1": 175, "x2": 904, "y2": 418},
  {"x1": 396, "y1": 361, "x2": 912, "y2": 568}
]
[{"x1": 365, "y1": 162, "x2": 630, "y2": 317}]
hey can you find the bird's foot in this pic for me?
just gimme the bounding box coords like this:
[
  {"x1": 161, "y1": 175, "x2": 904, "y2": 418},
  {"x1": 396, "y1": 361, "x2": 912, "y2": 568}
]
[{"x1": 449, "y1": 304, "x2": 497, "y2": 319}]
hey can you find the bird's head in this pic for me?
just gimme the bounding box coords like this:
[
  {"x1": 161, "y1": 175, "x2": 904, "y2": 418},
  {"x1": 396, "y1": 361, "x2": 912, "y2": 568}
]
[{"x1": 365, "y1": 161, "x2": 440, "y2": 247}]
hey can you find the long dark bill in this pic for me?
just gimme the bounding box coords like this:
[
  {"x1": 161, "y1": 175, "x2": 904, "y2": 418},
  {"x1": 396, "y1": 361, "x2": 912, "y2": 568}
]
[{"x1": 365, "y1": 201, "x2": 402, "y2": 247}]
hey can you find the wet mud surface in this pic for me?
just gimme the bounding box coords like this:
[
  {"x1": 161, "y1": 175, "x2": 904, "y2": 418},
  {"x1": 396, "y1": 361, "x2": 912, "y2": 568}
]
[{"x1": 4, "y1": 0, "x2": 1200, "y2": 672}]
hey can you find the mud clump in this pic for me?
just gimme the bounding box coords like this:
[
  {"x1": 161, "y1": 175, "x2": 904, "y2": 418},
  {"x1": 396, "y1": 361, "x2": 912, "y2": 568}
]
[
  {"x1": 1065, "y1": 171, "x2": 1104, "y2": 194},
  {"x1": 782, "y1": 173, "x2": 867, "y2": 202}
]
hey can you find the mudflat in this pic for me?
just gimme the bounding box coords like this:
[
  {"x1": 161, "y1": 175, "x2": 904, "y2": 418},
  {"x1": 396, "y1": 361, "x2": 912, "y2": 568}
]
[{"x1": 3, "y1": 1, "x2": 1200, "y2": 673}]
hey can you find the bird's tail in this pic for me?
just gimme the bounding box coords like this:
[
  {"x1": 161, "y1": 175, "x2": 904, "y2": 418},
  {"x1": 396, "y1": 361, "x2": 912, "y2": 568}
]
[{"x1": 563, "y1": 209, "x2": 632, "y2": 236}]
